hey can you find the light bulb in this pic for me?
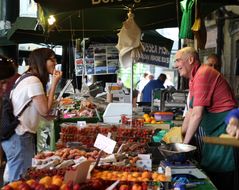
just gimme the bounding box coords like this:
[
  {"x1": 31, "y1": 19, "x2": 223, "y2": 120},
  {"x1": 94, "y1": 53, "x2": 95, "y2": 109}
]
[{"x1": 48, "y1": 15, "x2": 56, "y2": 25}]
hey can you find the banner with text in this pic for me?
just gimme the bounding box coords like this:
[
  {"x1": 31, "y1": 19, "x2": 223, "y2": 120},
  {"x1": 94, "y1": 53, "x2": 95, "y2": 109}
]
[{"x1": 138, "y1": 42, "x2": 171, "y2": 68}]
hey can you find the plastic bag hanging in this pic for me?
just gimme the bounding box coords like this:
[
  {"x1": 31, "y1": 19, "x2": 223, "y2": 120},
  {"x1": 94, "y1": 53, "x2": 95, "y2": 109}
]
[
  {"x1": 191, "y1": 0, "x2": 207, "y2": 49},
  {"x1": 80, "y1": 38, "x2": 90, "y2": 98},
  {"x1": 179, "y1": 0, "x2": 195, "y2": 39},
  {"x1": 116, "y1": 9, "x2": 144, "y2": 68},
  {"x1": 80, "y1": 72, "x2": 90, "y2": 98}
]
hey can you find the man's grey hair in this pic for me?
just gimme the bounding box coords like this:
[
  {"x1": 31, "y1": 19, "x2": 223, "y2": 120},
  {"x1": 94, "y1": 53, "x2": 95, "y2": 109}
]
[{"x1": 180, "y1": 47, "x2": 200, "y2": 61}]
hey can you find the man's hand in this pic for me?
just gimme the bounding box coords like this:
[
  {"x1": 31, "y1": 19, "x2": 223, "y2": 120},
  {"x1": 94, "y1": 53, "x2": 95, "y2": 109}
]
[
  {"x1": 226, "y1": 117, "x2": 239, "y2": 139},
  {"x1": 183, "y1": 106, "x2": 204, "y2": 144}
]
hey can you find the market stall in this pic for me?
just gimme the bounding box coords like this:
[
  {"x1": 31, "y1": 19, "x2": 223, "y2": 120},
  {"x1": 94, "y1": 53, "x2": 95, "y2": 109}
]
[
  {"x1": 2, "y1": 120, "x2": 218, "y2": 190},
  {"x1": 37, "y1": 95, "x2": 105, "y2": 151},
  {"x1": 3, "y1": 1, "x2": 238, "y2": 189},
  {"x1": 1, "y1": 90, "x2": 217, "y2": 189}
]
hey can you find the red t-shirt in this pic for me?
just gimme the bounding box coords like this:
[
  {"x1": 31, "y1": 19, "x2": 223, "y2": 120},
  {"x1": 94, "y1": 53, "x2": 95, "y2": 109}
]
[{"x1": 189, "y1": 64, "x2": 237, "y2": 113}]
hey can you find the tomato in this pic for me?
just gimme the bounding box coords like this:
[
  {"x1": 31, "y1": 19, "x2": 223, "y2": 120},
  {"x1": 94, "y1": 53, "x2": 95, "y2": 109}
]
[{"x1": 131, "y1": 184, "x2": 142, "y2": 190}]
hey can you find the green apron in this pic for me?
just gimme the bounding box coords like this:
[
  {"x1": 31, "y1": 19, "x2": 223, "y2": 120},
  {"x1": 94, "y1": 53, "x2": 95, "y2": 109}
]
[{"x1": 200, "y1": 110, "x2": 235, "y2": 172}]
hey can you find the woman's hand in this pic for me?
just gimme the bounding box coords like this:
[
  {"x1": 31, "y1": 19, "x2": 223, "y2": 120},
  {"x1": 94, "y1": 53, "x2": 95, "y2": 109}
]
[{"x1": 52, "y1": 69, "x2": 62, "y2": 85}]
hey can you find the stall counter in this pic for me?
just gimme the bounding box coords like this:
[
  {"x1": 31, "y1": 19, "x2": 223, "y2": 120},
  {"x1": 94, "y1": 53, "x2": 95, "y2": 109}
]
[{"x1": 37, "y1": 116, "x2": 99, "y2": 152}]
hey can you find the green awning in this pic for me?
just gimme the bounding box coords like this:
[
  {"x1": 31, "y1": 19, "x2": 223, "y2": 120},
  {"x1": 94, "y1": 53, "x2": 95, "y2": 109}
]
[
  {"x1": 0, "y1": 37, "x2": 16, "y2": 46},
  {"x1": 7, "y1": 1, "x2": 239, "y2": 44}
]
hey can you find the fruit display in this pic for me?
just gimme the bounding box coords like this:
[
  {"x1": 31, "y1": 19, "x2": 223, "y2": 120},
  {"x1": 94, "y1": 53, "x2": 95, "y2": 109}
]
[
  {"x1": 92, "y1": 170, "x2": 169, "y2": 182},
  {"x1": 34, "y1": 148, "x2": 99, "y2": 161},
  {"x1": 116, "y1": 143, "x2": 146, "y2": 157},
  {"x1": 2, "y1": 175, "x2": 64, "y2": 190},
  {"x1": 115, "y1": 128, "x2": 153, "y2": 145},
  {"x1": 95, "y1": 165, "x2": 145, "y2": 172},
  {"x1": 92, "y1": 165, "x2": 170, "y2": 182},
  {"x1": 22, "y1": 168, "x2": 70, "y2": 180},
  {"x1": 121, "y1": 115, "x2": 144, "y2": 128},
  {"x1": 1, "y1": 176, "x2": 112, "y2": 190},
  {"x1": 3, "y1": 162, "x2": 166, "y2": 189},
  {"x1": 60, "y1": 97, "x2": 74, "y2": 105},
  {"x1": 59, "y1": 98, "x2": 98, "y2": 118},
  {"x1": 1, "y1": 177, "x2": 162, "y2": 190},
  {"x1": 143, "y1": 113, "x2": 165, "y2": 124},
  {"x1": 58, "y1": 124, "x2": 154, "y2": 148},
  {"x1": 1, "y1": 105, "x2": 178, "y2": 190},
  {"x1": 32, "y1": 148, "x2": 102, "y2": 170}
]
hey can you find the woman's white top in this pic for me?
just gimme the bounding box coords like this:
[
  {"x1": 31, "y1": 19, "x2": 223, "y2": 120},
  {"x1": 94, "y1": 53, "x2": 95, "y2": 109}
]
[{"x1": 11, "y1": 76, "x2": 45, "y2": 135}]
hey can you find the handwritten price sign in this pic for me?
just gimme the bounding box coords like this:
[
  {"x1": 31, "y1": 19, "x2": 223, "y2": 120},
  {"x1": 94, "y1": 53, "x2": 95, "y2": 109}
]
[{"x1": 94, "y1": 133, "x2": 116, "y2": 154}]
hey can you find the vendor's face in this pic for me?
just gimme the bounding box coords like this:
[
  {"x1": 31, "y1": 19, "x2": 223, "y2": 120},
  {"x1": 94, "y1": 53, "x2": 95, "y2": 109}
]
[
  {"x1": 46, "y1": 56, "x2": 57, "y2": 74},
  {"x1": 174, "y1": 51, "x2": 192, "y2": 79}
]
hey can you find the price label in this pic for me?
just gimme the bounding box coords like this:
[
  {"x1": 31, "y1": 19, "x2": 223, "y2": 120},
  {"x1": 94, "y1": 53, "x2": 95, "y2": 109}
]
[
  {"x1": 77, "y1": 121, "x2": 87, "y2": 128},
  {"x1": 94, "y1": 133, "x2": 116, "y2": 154},
  {"x1": 74, "y1": 156, "x2": 87, "y2": 165}
]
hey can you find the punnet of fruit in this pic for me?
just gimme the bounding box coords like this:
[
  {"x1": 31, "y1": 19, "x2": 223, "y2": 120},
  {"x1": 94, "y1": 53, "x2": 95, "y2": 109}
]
[
  {"x1": 91, "y1": 170, "x2": 170, "y2": 183},
  {"x1": 142, "y1": 113, "x2": 165, "y2": 124},
  {"x1": 1, "y1": 177, "x2": 162, "y2": 190},
  {"x1": 121, "y1": 115, "x2": 145, "y2": 128},
  {"x1": 153, "y1": 112, "x2": 174, "y2": 121},
  {"x1": 2, "y1": 175, "x2": 65, "y2": 190},
  {"x1": 1, "y1": 177, "x2": 112, "y2": 190}
]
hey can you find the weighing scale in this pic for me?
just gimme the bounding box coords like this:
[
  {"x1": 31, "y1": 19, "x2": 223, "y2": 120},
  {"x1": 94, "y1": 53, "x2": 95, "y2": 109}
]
[
  {"x1": 160, "y1": 160, "x2": 207, "y2": 179},
  {"x1": 105, "y1": 83, "x2": 131, "y2": 103}
]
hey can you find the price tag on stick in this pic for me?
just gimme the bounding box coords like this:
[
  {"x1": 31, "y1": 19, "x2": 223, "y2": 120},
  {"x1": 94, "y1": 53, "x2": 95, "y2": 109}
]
[
  {"x1": 94, "y1": 133, "x2": 116, "y2": 154},
  {"x1": 64, "y1": 160, "x2": 92, "y2": 184}
]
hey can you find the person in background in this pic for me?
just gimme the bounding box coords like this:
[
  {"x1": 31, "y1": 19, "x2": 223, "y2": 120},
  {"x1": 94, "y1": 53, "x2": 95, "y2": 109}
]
[
  {"x1": 1, "y1": 48, "x2": 62, "y2": 182},
  {"x1": 117, "y1": 77, "x2": 124, "y2": 87},
  {"x1": 0, "y1": 56, "x2": 15, "y2": 170},
  {"x1": 0, "y1": 56, "x2": 15, "y2": 90},
  {"x1": 175, "y1": 47, "x2": 238, "y2": 190},
  {"x1": 148, "y1": 74, "x2": 154, "y2": 80},
  {"x1": 136, "y1": 72, "x2": 153, "y2": 102},
  {"x1": 5, "y1": 60, "x2": 21, "y2": 94},
  {"x1": 206, "y1": 53, "x2": 221, "y2": 72},
  {"x1": 142, "y1": 73, "x2": 166, "y2": 103},
  {"x1": 163, "y1": 74, "x2": 174, "y2": 88}
]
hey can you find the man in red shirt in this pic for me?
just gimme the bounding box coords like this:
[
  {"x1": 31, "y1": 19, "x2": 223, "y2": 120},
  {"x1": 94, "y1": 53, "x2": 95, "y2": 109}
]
[{"x1": 175, "y1": 47, "x2": 238, "y2": 190}]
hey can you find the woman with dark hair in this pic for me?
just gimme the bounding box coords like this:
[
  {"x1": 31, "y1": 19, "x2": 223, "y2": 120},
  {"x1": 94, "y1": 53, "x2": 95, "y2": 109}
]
[{"x1": 1, "y1": 48, "x2": 62, "y2": 182}]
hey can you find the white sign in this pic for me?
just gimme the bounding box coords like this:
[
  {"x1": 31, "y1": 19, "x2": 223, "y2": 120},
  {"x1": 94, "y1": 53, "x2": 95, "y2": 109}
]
[
  {"x1": 94, "y1": 134, "x2": 116, "y2": 154},
  {"x1": 20, "y1": 0, "x2": 37, "y2": 18},
  {"x1": 136, "y1": 159, "x2": 152, "y2": 171},
  {"x1": 77, "y1": 121, "x2": 87, "y2": 128}
]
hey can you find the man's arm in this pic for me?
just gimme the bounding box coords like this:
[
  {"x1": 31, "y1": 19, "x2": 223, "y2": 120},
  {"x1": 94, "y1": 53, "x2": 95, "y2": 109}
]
[
  {"x1": 183, "y1": 106, "x2": 204, "y2": 144},
  {"x1": 182, "y1": 109, "x2": 191, "y2": 135}
]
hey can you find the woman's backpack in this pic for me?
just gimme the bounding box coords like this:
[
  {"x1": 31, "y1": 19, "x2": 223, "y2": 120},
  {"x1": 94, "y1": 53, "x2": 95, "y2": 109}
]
[{"x1": 1, "y1": 73, "x2": 33, "y2": 141}]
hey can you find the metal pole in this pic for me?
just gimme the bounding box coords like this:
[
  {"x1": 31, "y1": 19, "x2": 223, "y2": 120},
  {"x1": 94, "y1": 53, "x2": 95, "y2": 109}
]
[
  {"x1": 131, "y1": 60, "x2": 134, "y2": 104},
  {"x1": 131, "y1": 59, "x2": 134, "y2": 119}
]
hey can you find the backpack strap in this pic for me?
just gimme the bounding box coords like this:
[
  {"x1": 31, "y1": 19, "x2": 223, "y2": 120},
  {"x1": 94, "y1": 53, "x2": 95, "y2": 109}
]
[
  {"x1": 12, "y1": 72, "x2": 35, "y2": 90},
  {"x1": 11, "y1": 73, "x2": 35, "y2": 117}
]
